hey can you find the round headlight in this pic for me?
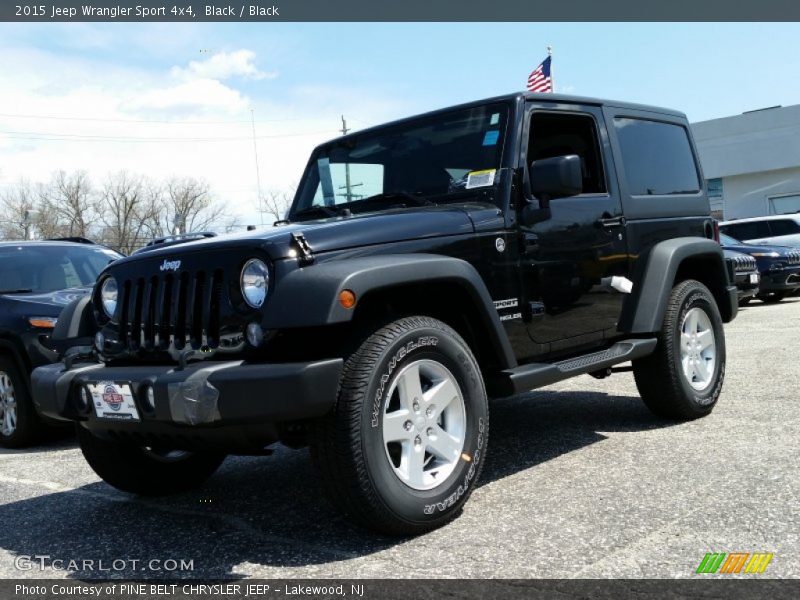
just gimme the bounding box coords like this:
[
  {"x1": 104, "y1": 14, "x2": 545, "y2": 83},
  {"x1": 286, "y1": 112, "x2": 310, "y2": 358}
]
[
  {"x1": 240, "y1": 259, "x2": 269, "y2": 308},
  {"x1": 100, "y1": 277, "x2": 118, "y2": 317}
]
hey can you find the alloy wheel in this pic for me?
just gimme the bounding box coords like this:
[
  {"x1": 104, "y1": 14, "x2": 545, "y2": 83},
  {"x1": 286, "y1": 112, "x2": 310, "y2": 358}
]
[
  {"x1": 679, "y1": 307, "x2": 717, "y2": 391},
  {"x1": 0, "y1": 371, "x2": 17, "y2": 437},
  {"x1": 382, "y1": 359, "x2": 466, "y2": 490}
]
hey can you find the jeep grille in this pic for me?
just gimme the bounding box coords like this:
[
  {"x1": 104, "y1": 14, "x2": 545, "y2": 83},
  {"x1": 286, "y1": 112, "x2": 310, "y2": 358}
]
[
  {"x1": 117, "y1": 269, "x2": 224, "y2": 351},
  {"x1": 732, "y1": 254, "x2": 757, "y2": 273}
]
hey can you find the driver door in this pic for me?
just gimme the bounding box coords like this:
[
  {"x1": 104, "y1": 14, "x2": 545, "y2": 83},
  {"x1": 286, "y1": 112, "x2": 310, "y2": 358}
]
[{"x1": 519, "y1": 105, "x2": 630, "y2": 356}]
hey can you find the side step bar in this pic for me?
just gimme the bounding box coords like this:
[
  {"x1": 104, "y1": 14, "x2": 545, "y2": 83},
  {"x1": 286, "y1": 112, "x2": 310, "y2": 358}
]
[{"x1": 489, "y1": 338, "x2": 658, "y2": 397}]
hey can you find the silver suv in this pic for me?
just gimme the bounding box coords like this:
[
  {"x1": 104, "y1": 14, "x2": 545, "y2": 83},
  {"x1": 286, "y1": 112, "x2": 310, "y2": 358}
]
[{"x1": 720, "y1": 214, "x2": 800, "y2": 246}]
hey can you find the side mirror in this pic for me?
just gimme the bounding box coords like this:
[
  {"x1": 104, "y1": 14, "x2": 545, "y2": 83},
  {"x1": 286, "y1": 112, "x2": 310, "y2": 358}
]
[{"x1": 529, "y1": 154, "x2": 583, "y2": 200}]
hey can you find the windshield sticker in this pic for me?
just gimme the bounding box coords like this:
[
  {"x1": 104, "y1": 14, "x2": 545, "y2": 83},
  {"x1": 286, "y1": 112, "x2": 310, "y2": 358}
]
[
  {"x1": 490, "y1": 112, "x2": 500, "y2": 125},
  {"x1": 466, "y1": 169, "x2": 496, "y2": 189},
  {"x1": 482, "y1": 130, "x2": 499, "y2": 146}
]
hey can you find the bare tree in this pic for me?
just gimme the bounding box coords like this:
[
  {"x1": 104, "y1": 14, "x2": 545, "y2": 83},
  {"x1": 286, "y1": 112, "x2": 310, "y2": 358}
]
[
  {"x1": 0, "y1": 179, "x2": 37, "y2": 239},
  {"x1": 260, "y1": 188, "x2": 294, "y2": 224},
  {"x1": 98, "y1": 171, "x2": 156, "y2": 254},
  {"x1": 38, "y1": 170, "x2": 95, "y2": 238},
  {"x1": 147, "y1": 176, "x2": 239, "y2": 237}
]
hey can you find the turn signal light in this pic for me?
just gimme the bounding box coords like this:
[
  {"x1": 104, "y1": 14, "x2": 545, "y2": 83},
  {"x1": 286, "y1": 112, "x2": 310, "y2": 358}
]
[
  {"x1": 28, "y1": 317, "x2": 57, "y2": 329},
  {"x1": 338, "y1": 289, "x2": 356, "y2": 309}
]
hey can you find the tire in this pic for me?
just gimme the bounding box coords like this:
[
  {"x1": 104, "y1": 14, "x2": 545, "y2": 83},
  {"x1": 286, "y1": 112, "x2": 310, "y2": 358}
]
[
  {"x1": 311, "y1": 316, "x2": 489, "y2": 536},
  {"x1": 77, "y1": 425, "x2": 225, "y2": 495},
  {"x1": 758, "y1": 292, "x2": 786, "y2": 304},
  {"x1": 633, "y1": 280, "x2": 726, "y2": 420},
  {"x1": 0, "y1": 356, "x2": 44, "y2": 448}
]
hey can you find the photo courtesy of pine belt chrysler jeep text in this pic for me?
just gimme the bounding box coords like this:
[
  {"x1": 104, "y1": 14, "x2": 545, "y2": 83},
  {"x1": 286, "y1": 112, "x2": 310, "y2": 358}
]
[{"x1": 31, "y1": 92, "x2": 738, "y2": 535}]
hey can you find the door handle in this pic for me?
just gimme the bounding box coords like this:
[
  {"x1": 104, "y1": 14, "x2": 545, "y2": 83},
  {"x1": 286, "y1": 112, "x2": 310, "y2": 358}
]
[{"x1": 597, "y1": 215, "x2": 626, "y2": 230}]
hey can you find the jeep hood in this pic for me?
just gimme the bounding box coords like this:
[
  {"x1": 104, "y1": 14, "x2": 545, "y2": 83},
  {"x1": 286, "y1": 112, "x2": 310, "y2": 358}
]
[
  {"x1": 126, "y1": 207, "x2": 476, "y2": 263},
  {"x1": 0, "y1": 286, "x2": 91, "y2": 317}
]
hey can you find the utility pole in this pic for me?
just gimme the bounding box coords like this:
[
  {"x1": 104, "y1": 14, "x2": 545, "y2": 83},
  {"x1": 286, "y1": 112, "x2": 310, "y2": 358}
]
[
  {"x1": 251, "y1": 108, "x2": 264, "y2": 225},
  {"x1": 340, "y1": 115, "x2": 353, "y2": 202},
  {"x1": 22, "y1": 209, "x2": 39, "y2": 240}
]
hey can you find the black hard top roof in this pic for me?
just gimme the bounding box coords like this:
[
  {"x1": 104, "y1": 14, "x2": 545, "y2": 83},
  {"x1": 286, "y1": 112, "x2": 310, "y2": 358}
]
[{"x1": 326, "y1": 91, "x2": 686, "y2": 147}]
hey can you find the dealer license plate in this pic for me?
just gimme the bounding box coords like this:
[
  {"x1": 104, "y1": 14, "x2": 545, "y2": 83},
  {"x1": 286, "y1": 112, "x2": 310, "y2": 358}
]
[
  {"x1": 88, "y1": 381, "x2": 141, "y2": 421},
  {"x1": 750, "y1": 273, "x2": 759, "y2": 284}
]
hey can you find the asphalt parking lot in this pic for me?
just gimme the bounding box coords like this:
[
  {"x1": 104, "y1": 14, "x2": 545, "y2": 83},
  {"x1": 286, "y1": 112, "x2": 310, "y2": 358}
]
[{"x1": 1, "y1": 298, "x2": 798, "y2": 580}]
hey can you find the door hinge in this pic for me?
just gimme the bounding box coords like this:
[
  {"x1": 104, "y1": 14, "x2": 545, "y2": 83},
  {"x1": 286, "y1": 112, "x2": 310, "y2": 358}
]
[{"x1": 290, "y1": 232, "x2": 314, "y2": 266}]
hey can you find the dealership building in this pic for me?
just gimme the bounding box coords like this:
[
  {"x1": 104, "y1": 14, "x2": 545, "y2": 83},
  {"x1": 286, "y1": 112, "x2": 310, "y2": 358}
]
[{"x1": 691, "y1": 103, "x2": 800, "y2": 220}]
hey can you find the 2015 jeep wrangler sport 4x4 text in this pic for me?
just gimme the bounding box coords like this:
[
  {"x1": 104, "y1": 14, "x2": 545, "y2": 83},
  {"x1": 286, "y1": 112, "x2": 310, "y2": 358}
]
[{"x1": 32, "y1": 93, "x2": 738, "y2": 535}]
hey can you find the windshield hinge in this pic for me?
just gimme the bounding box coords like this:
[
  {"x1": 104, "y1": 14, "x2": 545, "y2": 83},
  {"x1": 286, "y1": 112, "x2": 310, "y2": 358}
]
[{"x1": 290, "y1": 232, "x2": 314, "y2": 266}]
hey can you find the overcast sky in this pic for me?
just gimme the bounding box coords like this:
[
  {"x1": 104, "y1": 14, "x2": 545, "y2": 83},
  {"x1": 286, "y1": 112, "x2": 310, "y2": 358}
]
[{"x1": 1, "y1": 22, "x2": 799, "y2": 226}]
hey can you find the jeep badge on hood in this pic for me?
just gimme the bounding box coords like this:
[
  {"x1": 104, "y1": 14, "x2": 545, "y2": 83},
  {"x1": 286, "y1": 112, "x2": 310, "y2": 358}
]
[{"x1": 159, "y1": 259, "x2": 181, "y2": 272}]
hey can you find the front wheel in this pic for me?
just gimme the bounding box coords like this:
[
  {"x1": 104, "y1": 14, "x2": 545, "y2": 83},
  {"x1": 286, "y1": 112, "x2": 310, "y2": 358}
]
[
  {"x1": 633, "y1": 280, "x2": 726, "y2": 420},
  {"x1": 77, "y1": 426, "x2": 225, "y2": 495},
  {"x1": 311, "y1": 316, "x2": 489, "y2": 536},
  {"x1": 0, "y1": 356, "x2": 44, "y2": 448},
  {"x1": 758, "y1": 292, "x2": 787, "y2": 304}
]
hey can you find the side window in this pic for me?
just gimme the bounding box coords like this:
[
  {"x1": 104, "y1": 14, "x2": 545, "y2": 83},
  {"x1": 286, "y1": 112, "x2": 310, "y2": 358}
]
[
  {"x1": 768, "y1": 219, "x2": 800, "y2": 236},
  {"x1": 528, "y1": 112, "x2": 606, "y2": 194},
  {"x1": 614, "y1": 118, "x2": 700, "y2": 196},
  {"x1": 723, "y1": 221, "x2": 771, "y2": 240}
]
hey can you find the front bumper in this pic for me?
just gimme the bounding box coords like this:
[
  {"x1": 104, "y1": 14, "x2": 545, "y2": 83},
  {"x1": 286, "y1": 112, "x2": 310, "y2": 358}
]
[
  {"x1": 31, "y1": 358, "x2": 343, "y2": 446},
  {"x1": 759, "y1": 268, "x2": 800, "y2": 292},
  {"x1": 733, "y1": 271, "x2": 760, "y2": 300}
]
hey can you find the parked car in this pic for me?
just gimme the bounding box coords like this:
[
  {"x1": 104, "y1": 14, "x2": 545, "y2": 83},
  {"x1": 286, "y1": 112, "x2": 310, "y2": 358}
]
[
  {"x1": 719, "y1": 232, "x2": 800, "y2": 303},
  {"x1": 0, "y1": 240, "x2": 122, "y2": 447},
  {"x1": 723, "y1": 249, "x2": 760, "y2": 305},
  {"x1": 32, "y1": 92, "x2": 737, "y2": 535},
  {"x1": 720, "y1": 214, "x2": 800, "y2": 247}
]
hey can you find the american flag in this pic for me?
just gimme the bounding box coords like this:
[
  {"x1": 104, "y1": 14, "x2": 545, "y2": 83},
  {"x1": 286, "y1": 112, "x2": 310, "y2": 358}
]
[{"x1": 527, "y1": 56, "x2": 553, "y2": 93}]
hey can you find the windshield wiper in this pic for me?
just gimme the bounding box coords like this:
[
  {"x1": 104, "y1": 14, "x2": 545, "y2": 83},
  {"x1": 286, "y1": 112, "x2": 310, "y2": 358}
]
[
  {"x1": 0, "y1": 288, "x2": 33, "y2": 294},
  {"x1": 358, "y1": 191, "x2": 433, "y2": 207}
]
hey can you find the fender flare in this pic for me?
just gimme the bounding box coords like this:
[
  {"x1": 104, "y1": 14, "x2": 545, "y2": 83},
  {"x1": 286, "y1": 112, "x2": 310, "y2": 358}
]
[
  {"x1": 264, "y1": 254, "x2": 518, "y2": 369},
  {"x1": 619, "y1": 237, "x2": 736, "y2": 334},
  {"x1": 52, "y1": 295, "x2": 97, "y2": 341}
]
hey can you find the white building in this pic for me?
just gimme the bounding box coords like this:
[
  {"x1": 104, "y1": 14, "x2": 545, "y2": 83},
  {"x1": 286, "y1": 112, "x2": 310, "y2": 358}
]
[{"x1": 691, "y1": 104, "x2": 800, "y2": 220}]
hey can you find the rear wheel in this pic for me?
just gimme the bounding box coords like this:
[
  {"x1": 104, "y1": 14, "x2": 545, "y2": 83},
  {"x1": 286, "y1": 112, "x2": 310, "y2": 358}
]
[
  {"x1": 77, "y1": 426, "x2": 225, "y2": 495},
  {"x1": 311, "y1": 316, "x2": 488, "y2": 536},
  {"x1": 0, "y1": 356, "x2": 43, "y2": 448},
  {"x1": 633, "y1": 280, "x2": 726, "y2": 420}
]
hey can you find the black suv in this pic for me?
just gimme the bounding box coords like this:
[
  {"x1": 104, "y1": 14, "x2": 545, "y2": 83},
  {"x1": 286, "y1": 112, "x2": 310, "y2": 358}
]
[
  {"x1": 33, "y1": 93, "x2": 737, "y2": 534},
  {"x1": 0, "y1": 240, "x2": 122, "y2": 447}
]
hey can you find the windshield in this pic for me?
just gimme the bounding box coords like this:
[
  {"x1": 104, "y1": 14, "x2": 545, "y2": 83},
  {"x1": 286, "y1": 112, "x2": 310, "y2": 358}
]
[
  {"x1": 291, "y1": 103, "x2": 509, "y2": 219},
  {"x1": 0, "y1": 245, "x2": 122, "y2": 293},
  {"x1": 719, "y1": 232, "x2": 742, "y2": 246}
]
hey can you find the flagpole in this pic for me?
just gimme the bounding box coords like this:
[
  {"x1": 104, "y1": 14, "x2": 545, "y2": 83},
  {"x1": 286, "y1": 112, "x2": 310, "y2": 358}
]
[{"x1": 547, "y1": 45, "x2": 554, "y2": 93}]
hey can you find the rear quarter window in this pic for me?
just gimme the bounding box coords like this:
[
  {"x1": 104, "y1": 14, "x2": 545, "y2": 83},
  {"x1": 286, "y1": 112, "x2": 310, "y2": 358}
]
[
  {"x1": 614, "y1": 118, "x2": 700, "y2": 196},
  {"x1": 769, "y1": 219, "x2": 800, "y2": 236}
]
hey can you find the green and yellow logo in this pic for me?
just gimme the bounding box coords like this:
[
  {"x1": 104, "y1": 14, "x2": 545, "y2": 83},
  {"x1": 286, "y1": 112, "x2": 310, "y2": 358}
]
[{"x1": 696, "y1": 552, "x2": 773, "y2": 574}]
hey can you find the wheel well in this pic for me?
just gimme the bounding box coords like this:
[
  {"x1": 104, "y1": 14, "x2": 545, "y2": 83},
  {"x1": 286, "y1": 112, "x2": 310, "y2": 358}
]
[
  {"x1": 350, "y1": 281, "x2": 504, "y2": 375},
  {"x1": 674, "y1": 254, "x2": 733, "y2": 321}
]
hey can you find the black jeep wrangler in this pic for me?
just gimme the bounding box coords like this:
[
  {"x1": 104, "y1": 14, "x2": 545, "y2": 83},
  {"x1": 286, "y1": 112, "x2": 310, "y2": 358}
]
[{"x1": 32, "y1": 93, "x2": 737, "y2": 535}]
